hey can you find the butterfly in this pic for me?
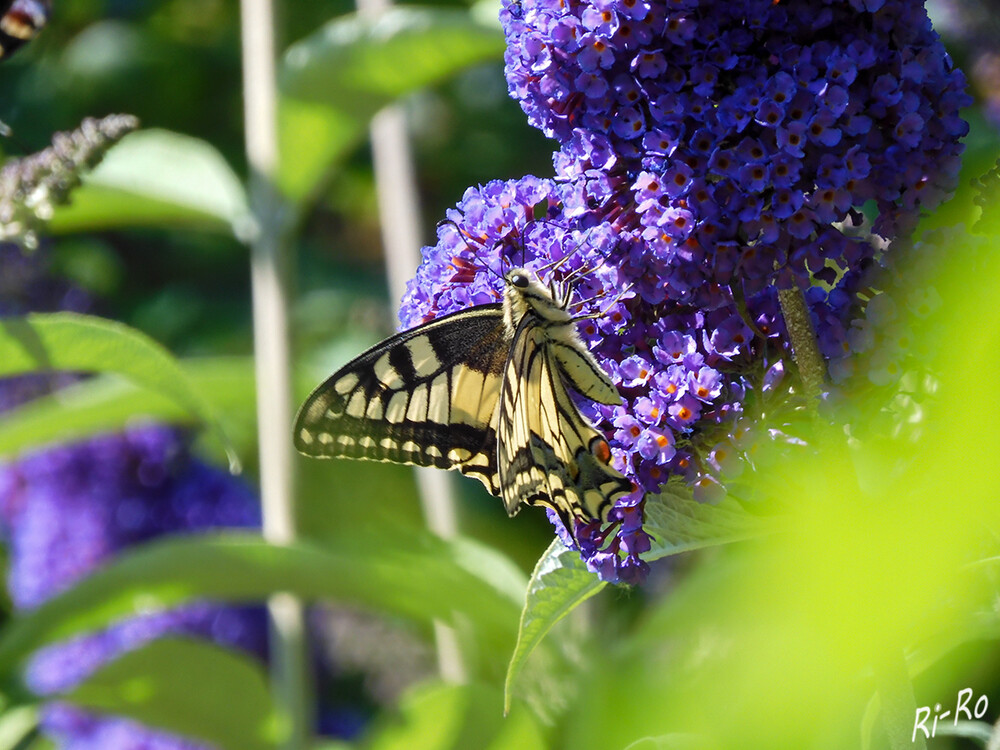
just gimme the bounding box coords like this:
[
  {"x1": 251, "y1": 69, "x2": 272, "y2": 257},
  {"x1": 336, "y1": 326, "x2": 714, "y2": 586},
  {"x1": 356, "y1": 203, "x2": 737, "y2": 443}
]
[
  {"x1": 0, "y1": 0, "x2": 50, "y2": 61},
  {"x1": 293, "y1": 264, "x2": 633, "y2": 538}
]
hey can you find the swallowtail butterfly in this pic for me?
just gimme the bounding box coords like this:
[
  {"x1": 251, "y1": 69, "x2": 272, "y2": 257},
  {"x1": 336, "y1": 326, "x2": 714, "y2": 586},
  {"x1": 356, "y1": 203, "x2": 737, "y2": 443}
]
[
  {"x1": 0, "y1": 0, "x2": 49, "y2": 61},
  {"x1": 294, "y1": 266, "x2": 633, "y2": 537}
]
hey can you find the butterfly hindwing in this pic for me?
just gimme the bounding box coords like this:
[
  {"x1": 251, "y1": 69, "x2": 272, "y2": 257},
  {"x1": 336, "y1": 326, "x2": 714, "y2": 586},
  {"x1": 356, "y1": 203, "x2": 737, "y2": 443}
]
[
  {"x1": 294, "y1": 305, "x2": 508, "y2": 493},
  {"x1": 497, "y1": 319, "x2": 632, "y2": 528}
]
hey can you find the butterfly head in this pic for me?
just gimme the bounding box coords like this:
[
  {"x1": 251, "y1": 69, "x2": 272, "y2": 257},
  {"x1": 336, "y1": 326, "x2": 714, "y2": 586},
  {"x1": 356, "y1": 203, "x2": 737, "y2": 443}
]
[{"x1": 503, "y1": 266, "x2": 574, "y2": 334}]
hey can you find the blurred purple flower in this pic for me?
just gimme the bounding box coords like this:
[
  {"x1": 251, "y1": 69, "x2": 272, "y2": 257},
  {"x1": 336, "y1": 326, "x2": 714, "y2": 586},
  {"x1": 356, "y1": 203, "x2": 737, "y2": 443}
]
[
  {"x1": 0, "y1": 245, "x2": 269, "y2": 749},
  {"x1": 0, "y1": 427, "x2": 269, "y2": 750}
]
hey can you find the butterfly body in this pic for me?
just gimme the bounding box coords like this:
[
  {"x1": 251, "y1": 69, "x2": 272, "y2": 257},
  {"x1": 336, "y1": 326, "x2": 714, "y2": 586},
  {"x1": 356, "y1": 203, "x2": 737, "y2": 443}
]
[{"x1": 295, "y1": 267, "x2": 632, "y2": 534}]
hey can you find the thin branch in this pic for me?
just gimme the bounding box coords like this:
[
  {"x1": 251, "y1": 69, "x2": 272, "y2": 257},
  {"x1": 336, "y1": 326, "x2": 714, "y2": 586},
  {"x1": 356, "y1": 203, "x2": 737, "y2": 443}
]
[
  {"x1": 358, "y1": 0, "x2": 467, "y2": 684},
  {"x1": 777, "y1": 286, "x2": 827, "y2": 401},
  {"x1": 240, "y1": 0, "x2": 312, "y2": 745}
]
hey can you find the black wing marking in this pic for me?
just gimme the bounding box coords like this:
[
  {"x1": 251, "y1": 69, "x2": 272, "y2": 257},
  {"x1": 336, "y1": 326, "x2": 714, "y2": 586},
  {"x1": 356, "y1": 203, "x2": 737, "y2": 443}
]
[
  {"x1": 294, "y1": 304, "x2": 508, "y2": 494},
  {"x1": 0, "y1": 0, "x2": 49, "y2": 61},
  {"x1": 496, "y1": 316, "x2": 632, "y2": 531}
]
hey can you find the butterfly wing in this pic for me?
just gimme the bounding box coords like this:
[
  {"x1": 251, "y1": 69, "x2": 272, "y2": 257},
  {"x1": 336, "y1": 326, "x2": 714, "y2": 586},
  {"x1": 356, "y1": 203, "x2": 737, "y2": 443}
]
[
  {"x1": 0, "y1": 0, "x2": 49, "y2": 61},
  {"x1": 294, "y1": 304, "x2": 508, "y2": 494},
  {"x1": 496, "y1": 319, "x2": 632, "y2": 531}
]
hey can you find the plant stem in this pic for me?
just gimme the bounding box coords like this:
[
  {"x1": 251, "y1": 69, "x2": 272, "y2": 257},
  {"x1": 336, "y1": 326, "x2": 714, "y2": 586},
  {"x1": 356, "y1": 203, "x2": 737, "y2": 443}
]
[
  {"x1": 358, "y1": 0, "x2": 467, "y2": 685},
  {"x1": 777, "y1": 286, "x2": 827, "y2": 400},
  {"x1": 876, "y1": 649, "x2": 925, "y2": 750},
  {"x1": 241, "y1": 0, "x2": 312, "y2": 746}
]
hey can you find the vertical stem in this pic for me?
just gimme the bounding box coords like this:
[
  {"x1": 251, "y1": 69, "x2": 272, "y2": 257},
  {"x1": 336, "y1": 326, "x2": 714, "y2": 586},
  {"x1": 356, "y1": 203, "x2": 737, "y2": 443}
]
[
  {"x1": 241, "y1": 0, "x2": 312, "y2": 746},
  {"x1": 357, "y1": 0, "x2": 466, "y2": 685},
  {"x1": 777, "y1": 286, "x2": 827, "y2": 400},
  {"x1": 875, "y1": 649, "x2": 925, "y2": 750}
]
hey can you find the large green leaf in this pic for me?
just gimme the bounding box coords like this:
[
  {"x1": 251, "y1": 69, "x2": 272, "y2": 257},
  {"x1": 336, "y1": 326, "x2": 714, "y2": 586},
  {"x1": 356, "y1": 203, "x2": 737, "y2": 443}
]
[
  {"x1": 277, "y1": 98, "x2": 365, "y2": 207},
  {"x1": 0, "y1": 313, "x2": 237, "y2": 468},
  {"x1": 503, "y1": 488, "x2": 767, "y2": 711},
  {"x1": 278, "y1": 6, "x2": 505, "y2": 201},
  {"x1": 0, "y1": 706, "x2": 37, "y2": 750},
  {"x1": 642, "y1": 484, "x2": 770, "y2": 562},
  {"x1": 64, "y1": 639, "x2": 281, "y2": 750},
  {"x1": 366, "y1": 681, "x2": 546, "y2": 750},
  {"x1": 502, "y1": 540, "x2": 602, "y2": 715},
  {"x1": 282, "y1": 7, "x2": 503, "y2": 107},
  {"x1": 0, "y1": 532, "x2": 522, "y2": 682},
  {"x1": 0, "y1": 357, "x2": 261, "y2": 462},
  {"x1": 48, "y1": 129, "x2": 250, "y2": 237}
]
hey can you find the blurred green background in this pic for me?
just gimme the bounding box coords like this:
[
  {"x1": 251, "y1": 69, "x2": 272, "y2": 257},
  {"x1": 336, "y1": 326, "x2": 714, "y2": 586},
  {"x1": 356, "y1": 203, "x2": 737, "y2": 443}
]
[{"x1": 0, "y1": 0, "x2": 1000, "y2": 749}]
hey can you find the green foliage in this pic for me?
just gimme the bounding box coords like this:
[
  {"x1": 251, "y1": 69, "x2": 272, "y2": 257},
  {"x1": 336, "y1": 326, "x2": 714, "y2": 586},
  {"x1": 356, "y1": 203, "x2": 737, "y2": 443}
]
[
  {"x1": 364, "y1": 682, "x2": 547, "y2": 750},
  {"x1": 278, "y1": 6, "x2": 505, "y2": 202},
  {"x1": 65, "y1": 639, "x2": 282, "y2": 750},
  {"x1": 0, "y1": 532, "x2": 522, "y2": 684},
  {"x1": 0, "y1": 705, "x2": 37, "y2": 750},
  {"x1": 504, "y1": 484, "x2": 769, "y2": 711},
  {"x1": 0, "y1": 2, "x2": 998, "y2": 750},
  {"x1": 48, "y1": 130, "x2": 250, "y2": 236},
  {"x1": 0, "y1": 312, "x2": 237, "y2": 467},
  {"x1": 0, "y1": 357, "x2": 257, "y2": 462}
]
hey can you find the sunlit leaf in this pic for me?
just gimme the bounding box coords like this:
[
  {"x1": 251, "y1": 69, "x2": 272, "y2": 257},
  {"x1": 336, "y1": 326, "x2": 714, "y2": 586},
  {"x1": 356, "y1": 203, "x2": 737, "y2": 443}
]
[
  {"x1": 0, "y1": 533, "x2": 521, "y2": 681},
  {"x1": 278, "y1": 6, "x2": 504, "y2": 201},
  {"x1": 0, "y1": 705, "x2": 37, "y2": 750},
  {"x1": 367, "y1": 681, "x2": 546, "y2": 750},
  {"x1": 64, "y1": 639, "x2": 282, "y2": 750},
  {"x1": 0, "y1": 357, "x2": 271, "y2": 465},
  {"x1": 48, "y1": 130, "x2": 250, "y2": 237},
  {"x1": 503, "y1": 540, "x2": 602, "y2": 714},
  {"x1": 277, "y1": 98, "x2": 363, "y2": 206},
  {"x1": 643, "y1": 484, "x2": 769, "y2": 562},
  {"x1": 0, "y1": 314, "x2": 237, "y2": 469},
  {"x1": 504, "y1": 488, "x2": 766, "y2": 712}
]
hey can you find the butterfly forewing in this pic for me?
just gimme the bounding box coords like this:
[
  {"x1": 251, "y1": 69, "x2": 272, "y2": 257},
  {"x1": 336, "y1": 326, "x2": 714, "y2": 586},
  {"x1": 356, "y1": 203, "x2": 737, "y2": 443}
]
[{"x1": 294, "y1": 305, "x2": 508, "y2": 493}]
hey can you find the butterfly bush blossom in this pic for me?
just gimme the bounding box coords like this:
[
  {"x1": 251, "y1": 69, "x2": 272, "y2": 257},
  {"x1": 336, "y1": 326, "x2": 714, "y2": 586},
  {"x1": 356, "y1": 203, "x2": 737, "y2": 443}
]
[
  {"x1": 0, "y1": 245, "x2": 269, "y2": 749},
  {"x1": 502, "y1": 0, "x2": 969, "y2": 295},
  {"x1": 0, "y1": 427, "x2": 270, "y2": 750},
  {"x1": 400, "y1": 0, "x2": 968, "y2": 583}
]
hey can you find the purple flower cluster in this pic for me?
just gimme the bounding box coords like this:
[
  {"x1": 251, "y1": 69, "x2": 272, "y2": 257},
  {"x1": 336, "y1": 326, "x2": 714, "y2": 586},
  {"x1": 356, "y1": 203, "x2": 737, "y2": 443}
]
[
  {"x1": 502, "y1": 0, "x2": 969, "y2": 297},
  {"x1": 0, "y1": 426, "x2": 269, "y2": 750},
  {"x1": 399, "y1": 0, "x2": 969, "y2": 584},
  {"x1": 0, "y1": 245, "x2": 270, "y2": 748},
  {"x1": 401, "y1": 177, "x2": 794, "y2": 583}
]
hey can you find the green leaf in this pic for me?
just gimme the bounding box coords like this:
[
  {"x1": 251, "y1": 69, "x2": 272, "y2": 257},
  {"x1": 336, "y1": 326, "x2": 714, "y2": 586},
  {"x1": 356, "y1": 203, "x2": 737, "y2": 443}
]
[
  {"x1": 48, "y1": 129, "x2": 249, "y2": 237},
  {"x1": 367, "y1": 681, "x2": 546, "y2": 750},
  {"x1": 504, "y1": 486, "x2": 767, "y2": 711},
  {"x1": 0, "y1": 358, "x2": 258, "y2": 462},
  {"x1": 278, "y1": 6, "x2": 505, "y2": 201},
  {"x1": 503, "y1": 539, "x2": 603, "y2": 714},
  {"x1": 0, "y1": 313, "x2": 238, "y2": 469},
  {"x1": 277, "y1": 98, "x2": 364, "y2": 206},
  {"x1": 0, "y1": 705, "x2": 37, "y2": 750},
  {"x1": 282, "y1": 8, "x2": 503, "y2": 109},
  {"x1": 642, "y1": 483, "x2": 769, "y2": 563},
  {"x1": 0, "y1": 532, "x2": 521, "y2": 681},
  {"x1": 64, "y1": 639, "x2": 282, "y2": 750}
]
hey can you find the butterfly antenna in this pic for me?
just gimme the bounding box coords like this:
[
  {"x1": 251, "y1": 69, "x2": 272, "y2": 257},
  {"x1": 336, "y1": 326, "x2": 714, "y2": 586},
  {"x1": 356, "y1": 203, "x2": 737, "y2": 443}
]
[
  {"x1": 571, "y1": 281, "x2": 636, "y2": 321},
  {"x1": 438, "y1": 218, "x2": 505, "y2": 285},
  {"x1": 534, "y1": 223, "x2": 604, "y2": 287}
]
